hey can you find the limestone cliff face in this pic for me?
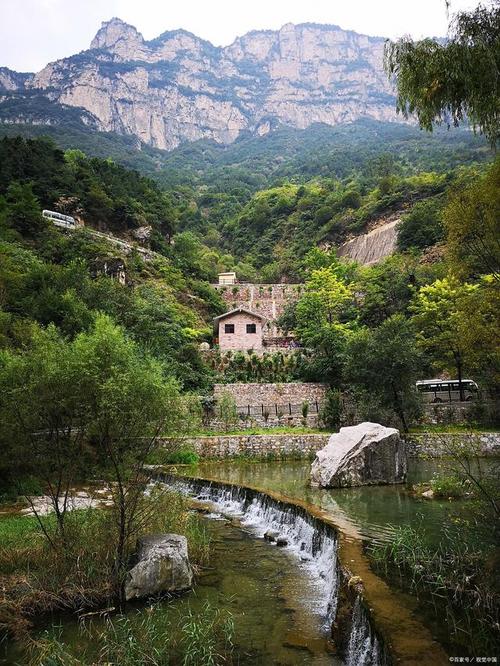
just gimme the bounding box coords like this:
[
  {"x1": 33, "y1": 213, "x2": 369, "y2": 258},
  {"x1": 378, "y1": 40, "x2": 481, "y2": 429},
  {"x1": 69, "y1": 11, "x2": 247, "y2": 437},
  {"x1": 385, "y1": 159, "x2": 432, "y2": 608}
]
[
  {"x1": 0, "y1": 68, "x2": 32, "y2": 91},
  {"x1": 16, "y1": 18, "x2": 398, "y2": 150}
]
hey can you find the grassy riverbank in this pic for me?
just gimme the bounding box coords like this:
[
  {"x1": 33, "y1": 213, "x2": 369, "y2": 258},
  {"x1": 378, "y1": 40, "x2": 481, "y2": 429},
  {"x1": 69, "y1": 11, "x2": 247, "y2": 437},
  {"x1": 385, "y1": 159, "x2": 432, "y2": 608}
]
[
  {"x1": 0, "y1": 489, "x2": 210, "y2": 640},
  {"x1": 369, "y1": 521, "x2": 500, "y2": 655}
]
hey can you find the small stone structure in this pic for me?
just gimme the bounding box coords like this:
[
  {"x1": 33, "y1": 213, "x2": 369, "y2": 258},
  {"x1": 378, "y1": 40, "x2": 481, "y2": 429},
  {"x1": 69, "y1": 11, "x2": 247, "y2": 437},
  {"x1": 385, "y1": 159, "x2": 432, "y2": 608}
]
[
  {"x1": 212, "y1": 282, "x2": 303, "y2": 346},
  {"x1": 213, "y1": 283, "x2": 302, "y2": 328},
  {"x1": 217, "y1": 272, "x2": 237, "y2": 285},
  {"x1": 310, "y1": 422, "x2": 407, "y2": 488},
  {"x1": 159, "y1": 433, "x2": 330, "y2": 458},
  {"x1": 125, "y1": 534, "x2": 193, "y2": 601},
  {"x1": 214, "y1": 307, "x2": 265, "y2": 352}
]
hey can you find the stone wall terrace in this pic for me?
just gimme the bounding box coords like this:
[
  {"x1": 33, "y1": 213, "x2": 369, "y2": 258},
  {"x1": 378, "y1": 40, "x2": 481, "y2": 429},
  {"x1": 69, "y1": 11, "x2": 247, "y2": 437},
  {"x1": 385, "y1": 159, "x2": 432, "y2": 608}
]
[
  {"x1": 405, "y1": 432, "x2": 500, "y2": 457},
  {"x1": 214, "y1": 382, "x2": 327, "y2": 407},
  {"x1": 159, "y1": 433, "x2": 330, "y2": 458}
]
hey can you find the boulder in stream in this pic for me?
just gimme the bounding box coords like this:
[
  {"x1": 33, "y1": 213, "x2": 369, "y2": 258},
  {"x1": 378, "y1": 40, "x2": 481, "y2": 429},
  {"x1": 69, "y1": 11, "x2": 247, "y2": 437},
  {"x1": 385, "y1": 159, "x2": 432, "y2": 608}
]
[
  {"x1": 310, "y1": 422, "x2": 407, "y2": 488},
  {"x1": 125, "y1": 534, "x2": 193, "y2": 601},
  {"x1": 264, "y1": 530, "x2": 278, "y2": 542}
]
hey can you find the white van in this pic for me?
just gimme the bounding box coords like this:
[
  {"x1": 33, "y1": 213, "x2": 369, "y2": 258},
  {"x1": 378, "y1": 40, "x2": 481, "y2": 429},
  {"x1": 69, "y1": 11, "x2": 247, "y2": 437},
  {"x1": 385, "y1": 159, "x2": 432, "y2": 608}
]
[{"x1": 416, "y1": 379, "x2": 479, "y2": 403}]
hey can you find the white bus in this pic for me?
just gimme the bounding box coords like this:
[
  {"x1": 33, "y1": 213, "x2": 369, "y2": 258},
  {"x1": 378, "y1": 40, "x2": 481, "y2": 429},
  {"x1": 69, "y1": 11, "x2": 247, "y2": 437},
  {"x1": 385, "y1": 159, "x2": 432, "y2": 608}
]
[
  {"x1": 416, "y1": 379, "x2": 479, "y2": 403},
  {"x1": 42, "y1": 209, "x2": 77, "y2": 229}
]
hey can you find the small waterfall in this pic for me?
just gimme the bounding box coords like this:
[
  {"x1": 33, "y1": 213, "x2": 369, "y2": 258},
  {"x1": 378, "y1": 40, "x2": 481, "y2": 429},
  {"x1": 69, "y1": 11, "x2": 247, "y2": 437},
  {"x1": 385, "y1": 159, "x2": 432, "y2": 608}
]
[
  {"x1": 160, "y1": 474, "x2": 388, "y2": 666},
  {"x1": 347, "y1": 598, "x2": 381, "y2": 666}
]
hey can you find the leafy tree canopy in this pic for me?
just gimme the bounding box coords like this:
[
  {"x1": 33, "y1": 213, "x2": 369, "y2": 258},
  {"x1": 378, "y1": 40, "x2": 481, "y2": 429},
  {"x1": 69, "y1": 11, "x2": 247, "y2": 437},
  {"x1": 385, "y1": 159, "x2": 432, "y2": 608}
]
[
  {"x1": 385, "y1": 3, "x2": 500, "y2": 144},
  {"x1": 443, "y1": 157, "x2": 500, "y2": 281}
]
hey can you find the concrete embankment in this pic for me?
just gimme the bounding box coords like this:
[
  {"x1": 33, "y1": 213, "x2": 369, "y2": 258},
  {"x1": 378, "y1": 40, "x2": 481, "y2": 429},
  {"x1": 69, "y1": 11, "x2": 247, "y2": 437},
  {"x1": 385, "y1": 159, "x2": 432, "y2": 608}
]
[{"x1": 337, "y1": 219, "x2": 400, "y2": 265}]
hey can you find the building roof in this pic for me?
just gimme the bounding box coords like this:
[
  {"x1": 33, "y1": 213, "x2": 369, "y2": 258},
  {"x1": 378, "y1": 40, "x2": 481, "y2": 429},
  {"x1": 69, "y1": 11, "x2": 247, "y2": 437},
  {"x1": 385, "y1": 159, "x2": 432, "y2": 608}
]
[{"x1": 214, "y1": 307, "x2": 267, "y2": 323}]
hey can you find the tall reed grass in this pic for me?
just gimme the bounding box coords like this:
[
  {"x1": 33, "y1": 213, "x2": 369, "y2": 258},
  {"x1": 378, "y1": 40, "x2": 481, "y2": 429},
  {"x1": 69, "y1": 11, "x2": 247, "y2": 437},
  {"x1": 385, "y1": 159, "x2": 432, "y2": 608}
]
[
  {"x1": 26, "y1": 601, "x2": 234, "y2": 666},
  {"x1": 369, "y1": 522, "x2": 499, "y2": 654}
]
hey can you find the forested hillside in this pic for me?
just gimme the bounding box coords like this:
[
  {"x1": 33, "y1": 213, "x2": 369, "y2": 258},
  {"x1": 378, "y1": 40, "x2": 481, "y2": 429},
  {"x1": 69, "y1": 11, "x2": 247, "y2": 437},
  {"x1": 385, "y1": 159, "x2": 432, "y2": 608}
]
[
  {"x1": 0, "y1": 137, "x2": 225, "y2": 391},
  {"x1": 1, "y1": 122, "x2": 488, "y2": 285},
  {"x1": 1, "y1": 134, "x2": 498, "y2": 417}
]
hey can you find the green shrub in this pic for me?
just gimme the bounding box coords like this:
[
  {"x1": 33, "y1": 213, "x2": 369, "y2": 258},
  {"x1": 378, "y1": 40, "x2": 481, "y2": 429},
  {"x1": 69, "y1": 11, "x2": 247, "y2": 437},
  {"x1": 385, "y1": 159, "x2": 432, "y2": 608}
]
[
  {"x1": 0, "y1": 476, "x2": 44, "y2": 503},
  {"x1": 164, "y1": 447, "x2": 200, "y2": 465},
  {"x1": 148, "y1": 446, "x2": 200, "y2": 465},
  {"x1": 369, "y1": 522, "x2": 499, "y2": 654},
  {"x1": 397, "y1": 199, "x2": 444, "y2": 251},
  {"x1": 319, "y1": 389, "x2": 342, "y2": 430},
  {"x1": 430, "y1": 474, "x2": 465, "y2": 498}
]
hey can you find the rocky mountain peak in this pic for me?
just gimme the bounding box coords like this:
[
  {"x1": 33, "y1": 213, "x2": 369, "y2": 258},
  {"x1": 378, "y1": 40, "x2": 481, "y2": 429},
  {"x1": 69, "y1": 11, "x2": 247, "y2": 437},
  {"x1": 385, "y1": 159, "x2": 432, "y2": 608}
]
[
  {"x1": 2, "y1": 19, "x2": 403, "y2": 151},
  {"x1": 90, "y1": 17, "x2": 144, "y2": 53}
]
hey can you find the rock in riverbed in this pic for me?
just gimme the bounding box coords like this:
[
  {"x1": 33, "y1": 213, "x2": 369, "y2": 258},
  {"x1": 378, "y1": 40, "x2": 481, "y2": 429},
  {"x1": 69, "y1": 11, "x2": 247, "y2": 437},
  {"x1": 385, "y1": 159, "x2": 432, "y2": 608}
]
[
  {"x1": 264, "y1": 530, "x2": 278, "y2": 542},
  {"x1": 310, "y1": 422, "x2": 407, "y2": 488},
  {"x1": 125, "y1": 534, "x2": 193, "y2": 601}
]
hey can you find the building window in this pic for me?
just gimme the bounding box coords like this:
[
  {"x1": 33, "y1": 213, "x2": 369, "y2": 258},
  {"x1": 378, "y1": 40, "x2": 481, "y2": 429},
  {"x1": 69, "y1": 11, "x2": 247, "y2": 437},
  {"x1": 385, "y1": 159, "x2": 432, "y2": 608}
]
[
  {"x1": 224, "y1": 323, "x2": 235, "y2": 334},
  {"x1": 246, "y1": 323, "x2": 256, "y2": 334}
]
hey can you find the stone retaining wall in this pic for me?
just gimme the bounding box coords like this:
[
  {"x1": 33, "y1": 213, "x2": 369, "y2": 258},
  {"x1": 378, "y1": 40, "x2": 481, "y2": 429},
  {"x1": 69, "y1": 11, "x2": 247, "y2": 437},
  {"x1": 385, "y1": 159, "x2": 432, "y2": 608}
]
[
  {"x1": 212, "y1": 382, "x2": 328, "y2": 429},
  {"x1": 214, "y1": 382, "x2": 328, "y2": 407},
  {"x1": 405, "y1": 432, "x2": 500, "y2": 457},
  {"x1": 418, "y1": 401, "x2": 498, "y2": 425},
  {"x1": 160, "y1": 431, "x2": 500, "y2": 459},
  {"x1": 337, "y1": 218, "x2": 400, "y2": 265},
  {"x1": 159, "y1": 433, "x2": 330, "y2": 458}
]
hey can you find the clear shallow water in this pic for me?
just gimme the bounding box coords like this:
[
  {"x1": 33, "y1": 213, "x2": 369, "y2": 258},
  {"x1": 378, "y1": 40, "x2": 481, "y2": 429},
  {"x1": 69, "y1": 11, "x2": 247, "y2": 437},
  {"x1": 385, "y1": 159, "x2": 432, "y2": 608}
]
[
  {"x1": 174, "y1": 459, "x2": 499, "y2": 661},
  {"x1": 3, "y1": 459, "x2": 491, "y2": 665},
  {"x1": 167, "y1": 478, "x2": 383, "y2": 666},
  {"x1": 1, "y1": 514, "x2": 339, "y2": 666},
  {"x1": 183, "y1": 459, "x2": 474, "y2": 545}
]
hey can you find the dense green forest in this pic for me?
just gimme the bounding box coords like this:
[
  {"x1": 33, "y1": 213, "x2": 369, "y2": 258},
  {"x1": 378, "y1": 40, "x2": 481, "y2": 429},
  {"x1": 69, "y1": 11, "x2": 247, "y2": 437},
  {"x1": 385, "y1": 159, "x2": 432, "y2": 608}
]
[
  {"x1": 0, "y1": 137, "x2": 228, "y2": 394},
  {"x1": 0, "y1": 134, "x2": 498, "y2": 429},
  {"x1": 0, "y1": 115, "x2": 492, "y2": 280}
]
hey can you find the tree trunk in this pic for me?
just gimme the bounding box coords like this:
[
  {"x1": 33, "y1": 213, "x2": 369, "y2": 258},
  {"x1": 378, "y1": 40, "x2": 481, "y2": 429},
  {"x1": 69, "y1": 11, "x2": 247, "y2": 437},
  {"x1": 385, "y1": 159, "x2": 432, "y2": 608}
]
[
  {"x1": 115, "y1": 486, "x2": 127, "y2": 603},
  {"x1": 391, "y1": 382, "x2": 408, "y2": 433},
  {"x1": 455, "y1": 351, "x2": 465, "y2": 402}
]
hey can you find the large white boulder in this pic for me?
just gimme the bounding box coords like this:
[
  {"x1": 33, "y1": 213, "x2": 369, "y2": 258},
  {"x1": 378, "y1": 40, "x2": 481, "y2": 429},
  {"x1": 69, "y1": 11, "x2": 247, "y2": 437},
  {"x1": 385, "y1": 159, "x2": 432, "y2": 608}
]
[
  {"x1": 310, "y1": 422, "x2": 407, "y2": 488},
  {"x1": 125, "y1": 534, "x2": 193, "y2": 601}
]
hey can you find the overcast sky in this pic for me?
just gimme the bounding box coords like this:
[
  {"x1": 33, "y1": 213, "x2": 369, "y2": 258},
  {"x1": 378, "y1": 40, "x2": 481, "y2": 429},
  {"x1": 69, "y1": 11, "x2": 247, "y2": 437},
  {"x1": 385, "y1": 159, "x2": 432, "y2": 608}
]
[{"x1": 1, "y1": 0, "x2": 481, "y2": 73}]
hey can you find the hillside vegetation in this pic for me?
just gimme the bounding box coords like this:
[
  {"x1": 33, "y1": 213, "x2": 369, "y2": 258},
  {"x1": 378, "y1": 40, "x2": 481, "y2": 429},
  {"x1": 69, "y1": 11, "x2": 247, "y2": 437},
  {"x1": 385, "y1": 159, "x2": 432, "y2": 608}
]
[
  {"x1": 0, "y1": 135, "x2": 498, "y2": 424},
  {"x1": 0, "y1": 136, "x2": 225, "y2": 392}
]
